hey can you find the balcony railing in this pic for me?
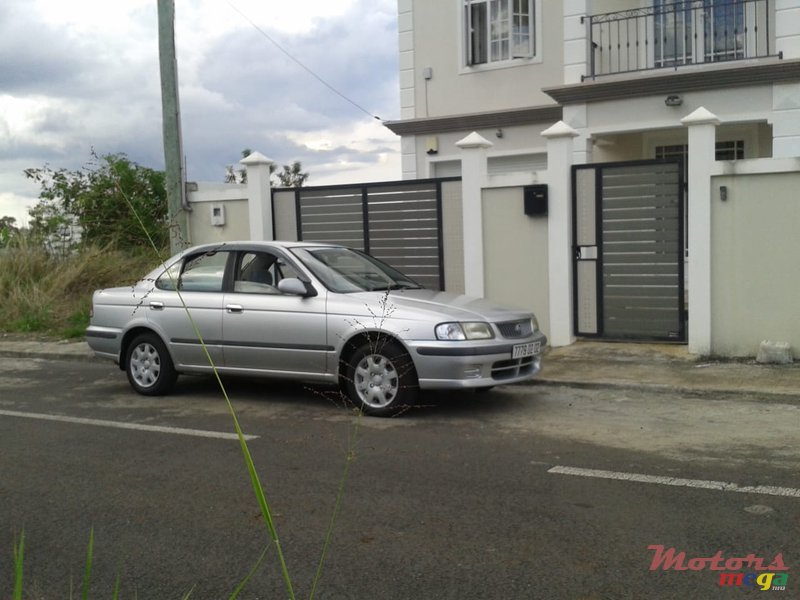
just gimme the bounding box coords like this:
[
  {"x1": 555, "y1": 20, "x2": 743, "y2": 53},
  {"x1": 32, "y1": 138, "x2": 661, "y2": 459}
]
[{"x1": 584, "y1": 0, "x2": 774, "y2": 79}]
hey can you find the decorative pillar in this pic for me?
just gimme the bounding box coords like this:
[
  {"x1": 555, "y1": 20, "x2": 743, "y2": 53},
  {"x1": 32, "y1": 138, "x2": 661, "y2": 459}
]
[
  {"x1": 681, "y1": 107, "x2": 720, "y2": 356},
  {"x1": 240, "y1": 151, "x2": 275, "y2": 241},
  {"x1": 542, "y1": 121, "x2": 579, "y2": 347},
  {"x1": 455, "y1": 132, "x2": 493, "y2": 297}
]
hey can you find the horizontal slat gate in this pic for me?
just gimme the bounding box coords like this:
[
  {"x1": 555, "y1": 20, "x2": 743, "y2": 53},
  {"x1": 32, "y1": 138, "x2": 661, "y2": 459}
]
[
  {"x1": 573, "y1": 161, "x2": 685, "y2": 342},
  {"x1": 295, "y1": 181, "x2": 445, "y2": 290},
  {"x1": 298, "y1": 188, "x2": 365, "y2": 249},
  {"x1": 601, "y1": 162, "x2": 684, "y2": 340}
]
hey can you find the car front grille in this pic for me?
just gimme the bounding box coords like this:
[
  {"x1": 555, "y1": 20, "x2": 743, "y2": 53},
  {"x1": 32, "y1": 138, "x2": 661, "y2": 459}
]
[
  {"x1": 496, "y1": 319, "x2": 533, "y2": 339},
  {"x1": 491, "y1": 356, "x2": 535, "y2": 380}
]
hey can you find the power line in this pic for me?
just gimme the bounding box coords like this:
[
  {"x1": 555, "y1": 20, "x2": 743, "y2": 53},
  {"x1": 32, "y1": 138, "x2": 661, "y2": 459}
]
[{"x1": 224, "y1": 0, "x2": 382, "y2": 121}]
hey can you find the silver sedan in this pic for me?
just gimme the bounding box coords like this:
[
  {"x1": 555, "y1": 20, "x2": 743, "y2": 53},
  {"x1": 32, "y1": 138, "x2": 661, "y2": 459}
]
[{"x1": 86, "y1": 241, "x2": 547, "y2": 416}]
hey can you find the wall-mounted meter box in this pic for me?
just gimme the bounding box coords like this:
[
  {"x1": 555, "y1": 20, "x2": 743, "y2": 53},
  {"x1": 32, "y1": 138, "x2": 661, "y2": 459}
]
[{"x1": 211, "y1": 205, "x2": 225, "y2": 227}]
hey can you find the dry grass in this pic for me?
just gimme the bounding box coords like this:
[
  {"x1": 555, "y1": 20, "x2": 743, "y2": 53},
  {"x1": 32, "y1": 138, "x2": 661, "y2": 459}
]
[{"x1": 0, "y1": 237, "x2": 159, "y2": 338}]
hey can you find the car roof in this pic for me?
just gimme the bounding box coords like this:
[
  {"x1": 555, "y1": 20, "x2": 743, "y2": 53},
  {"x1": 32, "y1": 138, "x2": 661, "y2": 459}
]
[{"x1": 184, "y1": 240, "x2": 345, "y2": 255}]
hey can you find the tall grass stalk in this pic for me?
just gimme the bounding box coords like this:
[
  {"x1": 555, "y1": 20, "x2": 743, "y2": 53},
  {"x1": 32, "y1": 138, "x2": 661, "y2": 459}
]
[
  {"x1": 111, "y1": 570, "x2": 121, "y2": 600},
  {"x1": 82, "y1": 527, "x2": 94, "y2": 600},
  {"x1": 12, "y1": 530, "x2": 24, "y2": 600},
  {"x1": 111, "y1": 169, "x2": 300, "y2": 598},
  {"x1": 229, "y1": 545, "x2": 270, "y2": 600},
  {"x1": 309, "y1": 410, "x2": 363, "y2": 600}
]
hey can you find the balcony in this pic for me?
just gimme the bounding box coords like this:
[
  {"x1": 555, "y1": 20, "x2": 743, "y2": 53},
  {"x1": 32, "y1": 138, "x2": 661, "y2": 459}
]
[{"x1": 584, "y1": 0, "x2": 775, "y2": 80}]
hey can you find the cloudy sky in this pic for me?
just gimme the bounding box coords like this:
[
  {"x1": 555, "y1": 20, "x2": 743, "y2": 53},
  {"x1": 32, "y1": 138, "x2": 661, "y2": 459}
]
[{"x1": 0, "y1": 0, "x2": 400, "y2": 226}]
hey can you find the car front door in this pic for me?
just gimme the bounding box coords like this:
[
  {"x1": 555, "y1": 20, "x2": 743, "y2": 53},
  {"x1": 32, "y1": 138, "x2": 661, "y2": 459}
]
[{"x1": 222, "y1": 251, "x2": 330, "y2": 377}]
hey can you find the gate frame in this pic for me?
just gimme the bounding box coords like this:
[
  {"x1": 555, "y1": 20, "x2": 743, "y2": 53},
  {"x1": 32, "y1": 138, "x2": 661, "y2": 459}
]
[{"x1": 571, "y1": 158, "x2": 686, "y2": 342}]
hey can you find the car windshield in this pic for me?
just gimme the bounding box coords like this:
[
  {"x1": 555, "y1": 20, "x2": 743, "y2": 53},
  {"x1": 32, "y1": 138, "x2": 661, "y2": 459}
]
[{"x1": 291, "y1": 247, "x2": 422, "y2": 293}]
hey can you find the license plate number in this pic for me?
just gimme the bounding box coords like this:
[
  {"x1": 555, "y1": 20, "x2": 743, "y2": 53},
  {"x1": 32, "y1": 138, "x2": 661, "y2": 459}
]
[{"x1": 512, "y1": 342, "x2": 540, "y2": 359}]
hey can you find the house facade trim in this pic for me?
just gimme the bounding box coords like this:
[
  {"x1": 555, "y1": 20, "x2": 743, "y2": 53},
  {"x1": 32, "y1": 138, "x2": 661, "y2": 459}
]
[
  {"x1": 384, "y1": 105, "x2": 563, "y2": 136},
  {"x1": 543, "y1": 59, "x2": 800, "y2": 105}
]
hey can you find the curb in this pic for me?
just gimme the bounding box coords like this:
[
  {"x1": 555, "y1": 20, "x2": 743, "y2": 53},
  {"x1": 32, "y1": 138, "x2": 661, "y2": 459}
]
[
  {"x1": 0, "y1": 346, "x2": 96, "y2": 363},
  {"x1": 528, "y1": 378, "x2": 800, "y2": 403}
]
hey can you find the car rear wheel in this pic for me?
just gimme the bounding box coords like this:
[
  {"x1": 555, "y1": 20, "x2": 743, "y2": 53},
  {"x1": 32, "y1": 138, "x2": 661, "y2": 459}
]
[
  {"x1": 125, "y1": 333, "x2": 177, "y2": 396},
  {"x1": 344, "y1": 340, "x2": 418, "y2": 417}
]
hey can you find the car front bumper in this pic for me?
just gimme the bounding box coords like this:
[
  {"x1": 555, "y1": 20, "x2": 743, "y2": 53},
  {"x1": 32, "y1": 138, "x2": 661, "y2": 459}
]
[{"x1": 407, "y1": 332, "x2": 547, "y2": 390}]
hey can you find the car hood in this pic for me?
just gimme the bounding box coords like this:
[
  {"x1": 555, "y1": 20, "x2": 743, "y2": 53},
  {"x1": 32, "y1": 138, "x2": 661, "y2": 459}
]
[{"x1": 346, "y1": 288, "x2": 533, "y2": 322}]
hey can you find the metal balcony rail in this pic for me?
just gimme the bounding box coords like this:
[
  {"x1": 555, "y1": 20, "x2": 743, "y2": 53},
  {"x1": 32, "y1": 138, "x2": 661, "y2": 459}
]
[{"x1": 583, "y1": 0, "x2": 774, "y2": 79}]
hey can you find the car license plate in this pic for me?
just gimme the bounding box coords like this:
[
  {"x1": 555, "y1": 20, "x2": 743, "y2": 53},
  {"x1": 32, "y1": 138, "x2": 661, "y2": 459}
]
[{"x1": 512, "y1": 342, "x2": 540, "y2": 359}]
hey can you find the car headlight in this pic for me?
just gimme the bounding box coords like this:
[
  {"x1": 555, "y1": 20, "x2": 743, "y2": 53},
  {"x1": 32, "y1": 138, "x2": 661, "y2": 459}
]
[
  {"x1": 435, "y1": 322, "x2": 495, "y2": 340},
  {"x1": 531, "y1": 315, "x2": 540, "y2": 333}
]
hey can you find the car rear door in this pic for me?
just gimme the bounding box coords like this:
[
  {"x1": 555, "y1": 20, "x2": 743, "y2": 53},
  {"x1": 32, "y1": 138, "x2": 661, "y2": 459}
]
[{"x1": 146, "y1": 250, "x2": 229, "y2": 369}]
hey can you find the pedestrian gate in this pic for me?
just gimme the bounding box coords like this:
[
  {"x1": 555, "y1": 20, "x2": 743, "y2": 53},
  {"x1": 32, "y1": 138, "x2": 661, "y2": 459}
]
[{"x1": 572, "y1": 161, "x2": 685, "y2": 341}]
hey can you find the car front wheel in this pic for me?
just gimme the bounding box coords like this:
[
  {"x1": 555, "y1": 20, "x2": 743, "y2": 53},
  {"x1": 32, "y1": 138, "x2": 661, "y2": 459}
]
[
  {"x1": 344, "y1": 340, "x2": 418, "y2": 417},
  {"x1": 125, "y1": 333, "x2": 177, "y2": 396}
]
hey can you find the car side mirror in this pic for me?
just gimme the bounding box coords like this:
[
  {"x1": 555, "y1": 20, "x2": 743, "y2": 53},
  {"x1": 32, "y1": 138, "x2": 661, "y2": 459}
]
[{"x1": 277, "y1": 278, "x2": 315, "y2": 297}]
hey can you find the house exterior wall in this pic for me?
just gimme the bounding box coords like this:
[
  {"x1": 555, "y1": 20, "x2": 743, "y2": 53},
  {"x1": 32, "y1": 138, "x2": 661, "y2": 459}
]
[
  {"x1": 395, "y1": 0, "x2": 564, "y2": 179},
  {"x1": 482, "y1": 186, "x2": 550, "y2": 338},
  {"x1": 710, "y1": 167, "x2": 800, "y2": 356},
  {"x1": 408, "y1": 1, "x2": 561, "y2": 118},
  {"x1": 393, "y1": 1, "x2": 800, "y2": 178},
  {"x1": 586, "y1": 86, "x2": 775, "y2": 137},
  {"x1": 420, "y1": 123, "x2": 550, "y2": 180}
]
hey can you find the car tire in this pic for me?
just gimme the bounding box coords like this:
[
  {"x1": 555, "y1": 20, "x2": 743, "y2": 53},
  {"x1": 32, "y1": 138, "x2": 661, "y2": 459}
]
[
  {"x1": 125, "y1": 333, "x2": 177, "y2": 396},
  {"x1": 344, "y1": 339, "x2": 418, "y2": 417}
]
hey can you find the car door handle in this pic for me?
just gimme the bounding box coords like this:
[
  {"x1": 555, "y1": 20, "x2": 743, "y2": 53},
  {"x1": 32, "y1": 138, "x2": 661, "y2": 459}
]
[
  {"x1": 149, "y1": 301, "x2": 164, "y2": 310},
  {"x1": 226, "y1": 304, "x2": 244, "y2": 314}
]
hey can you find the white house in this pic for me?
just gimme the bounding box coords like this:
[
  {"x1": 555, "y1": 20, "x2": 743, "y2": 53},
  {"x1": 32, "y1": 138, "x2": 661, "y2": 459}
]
[{"x1": 384, "y1": 0, "x2": 800, "y2": 357}]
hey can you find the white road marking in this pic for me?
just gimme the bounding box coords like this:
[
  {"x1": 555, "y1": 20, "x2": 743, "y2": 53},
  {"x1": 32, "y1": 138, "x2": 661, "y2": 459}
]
[
  {"x1": 0, "y1": 409, "x2": 257, "y2": 441},
  {"x1": 548, "y1": 465, "x2": 800, "y2": 498}
]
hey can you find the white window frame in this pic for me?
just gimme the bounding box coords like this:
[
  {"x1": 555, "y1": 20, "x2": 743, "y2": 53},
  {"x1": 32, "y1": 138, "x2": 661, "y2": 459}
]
[{"x1": 462, "y1": 0, "x2": 541, "y2": 71}]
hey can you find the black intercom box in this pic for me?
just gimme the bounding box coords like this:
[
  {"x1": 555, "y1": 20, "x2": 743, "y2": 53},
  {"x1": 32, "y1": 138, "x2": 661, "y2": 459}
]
[{"x1": 524, "y1": 184, "x2": 548, "y2": 216}]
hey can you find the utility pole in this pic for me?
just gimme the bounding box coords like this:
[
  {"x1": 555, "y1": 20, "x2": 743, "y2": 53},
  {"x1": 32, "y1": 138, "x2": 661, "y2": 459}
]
[{"x1": 157, "y1": 0, "x2": 190, "y2": 252}]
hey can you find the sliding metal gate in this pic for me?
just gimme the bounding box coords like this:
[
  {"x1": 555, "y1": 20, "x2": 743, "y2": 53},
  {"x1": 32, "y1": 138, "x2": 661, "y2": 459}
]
[
  {"x1": 572, "y1": 161, "x2": 685, "y2": 341},
  {"x1": 294, "y1": 179, "x2": 452, "y2": 290}
]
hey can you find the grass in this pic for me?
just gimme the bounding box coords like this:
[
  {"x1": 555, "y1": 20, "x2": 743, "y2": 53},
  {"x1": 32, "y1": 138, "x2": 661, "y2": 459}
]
[{"x1": 0, "y1": 235, "x2": 158, "y2": 338}]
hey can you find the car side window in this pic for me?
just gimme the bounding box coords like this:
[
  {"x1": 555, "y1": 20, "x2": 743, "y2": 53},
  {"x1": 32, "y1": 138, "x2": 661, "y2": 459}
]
[
  {"x1": 234, "y1": 252, "x2": 281, "y2": 294},
  {"x1": 273, "y1": 257, "x2": 303, "y2": 284},
  {"x1": 234, "y1": 252, "x2": 306, "y2": 294},
  {"x1": 156, "y1": 251, "x2": 228, "y2": 292}
]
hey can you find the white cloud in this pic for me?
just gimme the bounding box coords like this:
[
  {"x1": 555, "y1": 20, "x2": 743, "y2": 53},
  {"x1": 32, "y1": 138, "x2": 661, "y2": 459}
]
[
  {"x1": 0, "y1": 192, "x2": 35, "y2": 227},
  {"x1": 0, "y1": 0, "x2": 402, "y2": 225}
]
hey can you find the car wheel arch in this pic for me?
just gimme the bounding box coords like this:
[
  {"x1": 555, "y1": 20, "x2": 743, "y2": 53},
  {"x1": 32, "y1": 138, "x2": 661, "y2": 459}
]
[
  {"x1": 119, "y1": 327, "x2": 173, "y2": 370},
  {"x1": 337, "y1": 331, "x2": 414, "y2": 381}
]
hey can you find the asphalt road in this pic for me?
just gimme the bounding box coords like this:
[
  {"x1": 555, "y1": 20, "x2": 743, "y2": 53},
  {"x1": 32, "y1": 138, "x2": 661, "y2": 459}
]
[{"x1": 1, "y1": 357, "x2": 798, "y2": 599}]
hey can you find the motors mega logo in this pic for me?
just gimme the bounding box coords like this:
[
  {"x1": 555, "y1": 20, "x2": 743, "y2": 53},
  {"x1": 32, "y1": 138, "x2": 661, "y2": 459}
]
[{"x1": 648, "y1": 545, "x2": 789, "y2": 591}]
